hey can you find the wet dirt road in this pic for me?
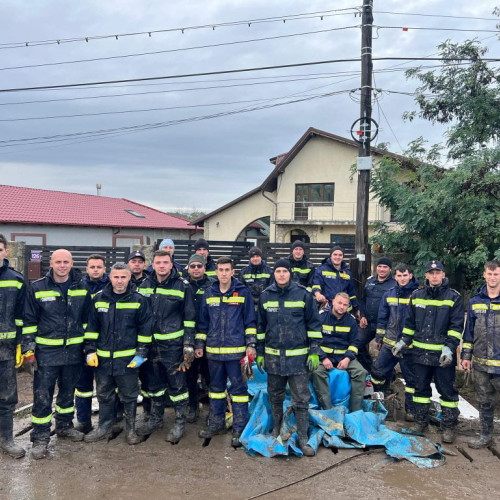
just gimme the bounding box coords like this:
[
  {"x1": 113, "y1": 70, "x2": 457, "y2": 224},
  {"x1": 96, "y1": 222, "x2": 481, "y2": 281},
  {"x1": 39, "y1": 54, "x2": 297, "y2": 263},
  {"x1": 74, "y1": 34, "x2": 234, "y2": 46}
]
[{"x1": 2, "y1": 404, "x2": 500, "y2": 500}]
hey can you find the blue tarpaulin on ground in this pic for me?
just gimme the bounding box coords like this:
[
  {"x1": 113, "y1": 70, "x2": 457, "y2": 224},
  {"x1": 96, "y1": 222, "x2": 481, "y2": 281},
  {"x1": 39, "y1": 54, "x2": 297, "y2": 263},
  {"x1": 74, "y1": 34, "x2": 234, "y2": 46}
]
[{"x1": 240, "y1": 368, "x2": 445, "y2": 468}]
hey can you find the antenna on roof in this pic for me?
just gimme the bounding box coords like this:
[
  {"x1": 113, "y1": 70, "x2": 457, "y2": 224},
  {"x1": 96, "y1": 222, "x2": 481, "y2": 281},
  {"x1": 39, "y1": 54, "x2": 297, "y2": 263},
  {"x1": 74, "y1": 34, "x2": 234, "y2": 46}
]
[{"x1": 96, "y1": 183, "x2": 102, "y2": 196}]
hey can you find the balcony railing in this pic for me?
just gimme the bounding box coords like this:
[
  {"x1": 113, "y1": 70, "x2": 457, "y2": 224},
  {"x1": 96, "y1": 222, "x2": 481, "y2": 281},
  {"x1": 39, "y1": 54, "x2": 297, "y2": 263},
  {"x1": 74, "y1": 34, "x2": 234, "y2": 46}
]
[{"x1": 273, "y1": 201, "x2": 390, "y2": 223}]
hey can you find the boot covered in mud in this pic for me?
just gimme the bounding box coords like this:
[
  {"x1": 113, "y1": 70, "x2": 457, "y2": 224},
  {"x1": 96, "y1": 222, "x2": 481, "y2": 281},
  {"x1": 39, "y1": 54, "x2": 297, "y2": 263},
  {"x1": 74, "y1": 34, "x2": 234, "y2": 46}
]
[
  {"x1": 0, "y1": 414, "x2": 25, "y2": 459},
  {"x1": 294, "y1": 409, "x2": 315, "y2": 457},
  {"x1": 84, "y1": 401, "x2": 114, "y2": 443},
  {"x1": 166, "y1": 403, "x2": 186, "y2": 444},
  {"x1": 136, "y1": 396, "x2": 164, "y2": 436},
  {"x1": 31, "y1": 439, "x2": 49, "y2": 460},
  {"x1": 469, "y1": 407, "x2": 494, "y2": 449},
  {"x1": 124, "y1": 402, "x2": 143, "y2": 445},
  {"x1": 270, "y1": 405, "x2": 283, "y2": 438},
  {"x1": 198, "y1": 417, "x2": 226, "y2": 439}
]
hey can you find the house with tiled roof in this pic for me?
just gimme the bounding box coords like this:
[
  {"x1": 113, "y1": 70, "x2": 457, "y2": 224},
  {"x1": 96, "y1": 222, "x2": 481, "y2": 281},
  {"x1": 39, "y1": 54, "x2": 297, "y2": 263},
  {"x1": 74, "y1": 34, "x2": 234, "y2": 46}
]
[
  {"x1": 1, "y1": 185, "x2": 201, "y2": 247},
  {"x1": 192, "y1": 127, "x2": 404, "y2": 245}
]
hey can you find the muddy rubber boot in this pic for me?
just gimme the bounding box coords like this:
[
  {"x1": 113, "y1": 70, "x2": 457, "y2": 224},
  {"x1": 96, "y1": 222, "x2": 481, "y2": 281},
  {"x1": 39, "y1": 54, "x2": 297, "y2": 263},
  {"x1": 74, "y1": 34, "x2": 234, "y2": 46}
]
[
  {"x1": 270, "y1": 407, "x2": 283, "y2": 438},
  {"x1": 31, "y1": 440, "x2": 49, "y2": 460},
  {"x1": 74, "y1": 421, "x2": 93, "y2": 435},
  {"x1": 0, "y1": 416, "x2": 25, "y2": 459},
  {"x1": 166, "y1": 404, "x2": 186, "y2": 444},
  {"x1": 231, "y1": 431, "x2": 242, "y2": 448},
  {"x1": 56, "y1": 427, "x2": 85, "y2": 442},
  {"x1": 124, "y1": 403, "x2": 143, "y2": 445},
  {"x1": 136, "y1": 397, "x2": 164, "y2": 436},
  {"x1": 408, "y1": 422, "x2": 428, "y2": 435},
  {"x1": 295, "y1": 409, "x2": 315, "y2": 457},
  {"x1": 198, "y1": 418, "x2": 226, "y2": 439},
  {"x1": 441, "y1": 426, "x2": 456, "y2": 444},
  {"x1": 85, "y1": 401, "x2": 114, "y2": 443},
  {"x1": 186, "y1": 405, "x2": 198, "y2": 424},
  {"x1": 469, "y1": 410, "x2": 493, "y2": 449}
]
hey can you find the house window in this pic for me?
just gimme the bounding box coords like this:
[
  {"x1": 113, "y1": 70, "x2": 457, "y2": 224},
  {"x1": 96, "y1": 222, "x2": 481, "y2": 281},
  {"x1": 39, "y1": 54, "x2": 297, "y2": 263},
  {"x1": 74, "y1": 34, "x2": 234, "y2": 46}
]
[{"x1": 295, "y1": 183, "x2": 334, "y2": 219}]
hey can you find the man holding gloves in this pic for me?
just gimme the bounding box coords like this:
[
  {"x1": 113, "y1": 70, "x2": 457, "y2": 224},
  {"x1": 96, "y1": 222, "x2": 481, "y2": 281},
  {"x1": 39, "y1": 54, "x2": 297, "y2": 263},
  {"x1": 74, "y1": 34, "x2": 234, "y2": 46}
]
[{"x1": 393, "y1": 260, "x2": 464, "y2": 443}]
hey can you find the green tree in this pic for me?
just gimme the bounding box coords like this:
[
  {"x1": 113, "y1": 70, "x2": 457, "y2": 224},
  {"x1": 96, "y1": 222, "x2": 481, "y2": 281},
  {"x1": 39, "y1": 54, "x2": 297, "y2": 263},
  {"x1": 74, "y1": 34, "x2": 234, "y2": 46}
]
[
  {"x1": 371, "y1": 37, "x2": 500, "y2": 292},
  {"x1": 371, "y1": 142, "x2": 500, "y2": 292},
  {"x1": 403, "y1": 40, "x2": 500, "y2": 159}
]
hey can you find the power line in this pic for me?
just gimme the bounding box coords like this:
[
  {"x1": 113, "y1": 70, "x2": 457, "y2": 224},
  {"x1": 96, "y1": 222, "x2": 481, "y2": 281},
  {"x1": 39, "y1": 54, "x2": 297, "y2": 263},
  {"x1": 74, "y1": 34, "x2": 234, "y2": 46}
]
[
  {"x1": 375, "y1": 10, "x2": 500, "y2": 22},
  {"x1": 2, "y1": 56, "x2": 500, "y2": 94},
  {"x1": 377, "y1": 25, "x2": 499, "y2": 34},
  {"x1": 0, "y1": 7, "x2": 361, "y2": 49},
  {"x1": 0, "y1": 89, "x2": 351, "y2": 147},
  {"x1": 0, "y1": 26, "x2": 360, "y2": 72}
]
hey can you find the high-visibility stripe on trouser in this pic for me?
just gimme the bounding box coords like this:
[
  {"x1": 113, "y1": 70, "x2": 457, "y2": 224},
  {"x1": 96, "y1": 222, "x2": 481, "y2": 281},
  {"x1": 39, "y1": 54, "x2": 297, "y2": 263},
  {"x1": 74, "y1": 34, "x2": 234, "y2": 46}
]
[
  {"x1": 32, "y1": 363, "x2": 82, "y2": 440},
  {"x1": 55, "y1": 405, "x2": 75, "y2": 414},
  {"x1": 170, "y1": 391, "x2": 189, "y2": 403},
  {"x1": 208, "y1": 359, "x2": 248, "y2": 429},
  {"x1": 75, "y1": 389, "x2": 93, "y2": 398},
  {"x1": 413, "y1": 396, "x2": 431, "y2": 404},
  {"x1": 209, "y1": 391, "x2": 226, "y2": 399},
  {"x1": 32, "y1": 413, "x2": 53, "y2": 425}
]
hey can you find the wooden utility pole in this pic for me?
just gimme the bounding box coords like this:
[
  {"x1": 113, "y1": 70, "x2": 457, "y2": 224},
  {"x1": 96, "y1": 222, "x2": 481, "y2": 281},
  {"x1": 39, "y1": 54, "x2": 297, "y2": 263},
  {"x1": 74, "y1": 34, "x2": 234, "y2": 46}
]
[{"x1": 354, "y1": 0, "x2": 374, "y2": 288}]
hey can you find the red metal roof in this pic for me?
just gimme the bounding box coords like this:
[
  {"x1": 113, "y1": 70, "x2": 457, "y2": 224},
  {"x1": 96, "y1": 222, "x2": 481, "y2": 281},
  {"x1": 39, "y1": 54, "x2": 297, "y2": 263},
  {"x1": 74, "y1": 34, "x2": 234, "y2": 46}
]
[{"x1": 1, "y1": 184, "x2": 193, "y2": 229}]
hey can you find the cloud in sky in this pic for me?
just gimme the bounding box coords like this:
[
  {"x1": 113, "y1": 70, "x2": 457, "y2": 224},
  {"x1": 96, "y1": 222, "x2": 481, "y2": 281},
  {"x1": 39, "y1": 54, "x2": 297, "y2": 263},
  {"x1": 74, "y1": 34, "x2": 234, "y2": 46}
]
[{"x1": 0, "y1": 1, "x2": 498, "y2": 211}]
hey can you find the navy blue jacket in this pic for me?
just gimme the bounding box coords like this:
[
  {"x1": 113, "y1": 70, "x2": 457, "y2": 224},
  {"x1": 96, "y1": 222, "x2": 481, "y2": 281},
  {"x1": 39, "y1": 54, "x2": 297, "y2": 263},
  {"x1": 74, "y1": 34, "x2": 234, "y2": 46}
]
[
  {"x1": 288, "y1": 254, "x2": 315, "y2": 291},
  {"x1": 23, "y1": 269, "x2": 90, "y2": 366},
  {"x1": 319, "y1": 311, "x2": 361, "y2": 363},
  {"x1": 258, "y1": 281, "x2": 322, "y2": 376},
  {"x1": 84, "y1": 283, "x2": 153, "y2": 376},
  {"x1": 187, "y1": 274, "x2": 215, "y2": 320},
  {"x1": 138, "y1": 268, "x2": 197, "y2": 353},
  {"x1": 402, "y1": 278, "x2": 464, "y2": 366},
  {"x1": 462, "y1": 285, "x2": 500, "y2": 374},
  {"x1": 83, "y1": 273, "x2": 110, "y2": 298},
  {"x1": 360, "y1": 274, "x2": 397, "y2": 325},
  {"x1": 0, "y1": 259, "x2": 26, "y2": 362},
  {"x1": 376, "y1": 277, "x2": 419, "y2": 347},
  {"x1": 196, "y1": 278, "x2": 257, "y2": 361},
  {"x1": 312, "y1": 258, "x2": 359, "y2": 309},
  {"x1": 238, "y1": 262, "x2": 273, "y2": 305}
]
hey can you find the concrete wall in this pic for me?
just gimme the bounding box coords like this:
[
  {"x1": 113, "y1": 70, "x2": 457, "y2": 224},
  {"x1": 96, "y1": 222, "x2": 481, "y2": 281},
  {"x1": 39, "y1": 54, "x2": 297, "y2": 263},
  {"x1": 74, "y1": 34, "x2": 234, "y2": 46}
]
[
  {"x1": 0, "y1": 223, "x2": 199, "y2": 247},
  {"x1": 203, "y1": 190, "x2": 275, "y2": 241}
]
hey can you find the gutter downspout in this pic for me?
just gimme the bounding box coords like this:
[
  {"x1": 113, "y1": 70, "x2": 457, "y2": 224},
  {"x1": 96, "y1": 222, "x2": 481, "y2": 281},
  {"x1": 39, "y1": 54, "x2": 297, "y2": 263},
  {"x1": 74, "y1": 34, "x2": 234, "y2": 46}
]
[{"x1": 261, "y1": 189, "x2": 278, "y2": 243}]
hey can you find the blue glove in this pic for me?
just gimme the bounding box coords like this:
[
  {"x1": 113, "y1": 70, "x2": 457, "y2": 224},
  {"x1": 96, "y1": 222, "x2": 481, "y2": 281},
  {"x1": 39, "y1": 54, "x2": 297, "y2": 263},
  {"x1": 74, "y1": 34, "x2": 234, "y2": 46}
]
[{"x1": 127, "y1": 355, "x2": 145, "y2": 369}]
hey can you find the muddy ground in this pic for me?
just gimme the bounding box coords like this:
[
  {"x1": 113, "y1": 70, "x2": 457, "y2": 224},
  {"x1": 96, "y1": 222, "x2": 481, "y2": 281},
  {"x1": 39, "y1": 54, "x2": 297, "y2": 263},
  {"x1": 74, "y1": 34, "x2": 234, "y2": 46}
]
[{"x1": 1, "y1": 371, "x2": 500, "y2": 500}]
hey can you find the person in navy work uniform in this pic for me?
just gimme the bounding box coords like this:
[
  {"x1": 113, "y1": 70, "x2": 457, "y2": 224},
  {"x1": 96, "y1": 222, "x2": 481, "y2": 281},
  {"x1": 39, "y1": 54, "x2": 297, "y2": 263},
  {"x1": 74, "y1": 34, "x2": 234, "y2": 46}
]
[
  {"x1": 393, "y1": 260, "x2": 464, "y2": 444},
  {"x1": 461, "y1": 260, "x2": 500, "y2": 449},
  {"x1": 195, "y1": 256, "x2": 257, "y2": 448}
]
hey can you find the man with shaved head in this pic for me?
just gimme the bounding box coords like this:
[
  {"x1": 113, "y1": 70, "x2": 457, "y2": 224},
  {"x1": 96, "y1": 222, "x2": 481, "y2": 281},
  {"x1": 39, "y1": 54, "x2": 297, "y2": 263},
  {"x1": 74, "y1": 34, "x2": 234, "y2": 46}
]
[{"x1": 23, "y1": 249, "x2": 91, "y2": 459}]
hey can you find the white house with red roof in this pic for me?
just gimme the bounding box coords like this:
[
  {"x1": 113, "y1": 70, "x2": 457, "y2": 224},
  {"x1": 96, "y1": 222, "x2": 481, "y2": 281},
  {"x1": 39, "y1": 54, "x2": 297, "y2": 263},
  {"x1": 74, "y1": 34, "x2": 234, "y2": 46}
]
[{"x1": 1, "y1": 184, "x2": 201, "y2": 247}]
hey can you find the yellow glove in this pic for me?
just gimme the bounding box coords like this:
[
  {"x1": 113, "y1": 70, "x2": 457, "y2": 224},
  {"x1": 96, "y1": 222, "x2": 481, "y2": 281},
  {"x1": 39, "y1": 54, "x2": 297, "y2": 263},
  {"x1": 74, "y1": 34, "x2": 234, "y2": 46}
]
[
  {"x1": 15, "y1": 344, "x2": 23, "y2": 369},
  {"x1": 86, "y1": 353, "x2": 99, "y2": 367}
]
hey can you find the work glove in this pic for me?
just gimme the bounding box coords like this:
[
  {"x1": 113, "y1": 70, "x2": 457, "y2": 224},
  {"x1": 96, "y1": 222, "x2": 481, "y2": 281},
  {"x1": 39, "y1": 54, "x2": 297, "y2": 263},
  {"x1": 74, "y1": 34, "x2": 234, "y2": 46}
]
[
  {"x1": 178, "y1": 346, "x2": 195, "y2": 372},
  {"x1": 127, "y1": 355, "x2": 145, "y2": 369},
  {"x1": 256, "y1": 355, "x2": 265, "y2": 374},
  {"x1": 392, "y1": 340, "x2": 407, "y2": 358},
  {"x1": 240, "y1": 355, "x2": 254, "y2": 381},
  {"x1": 439, "y1": 346, "x2": 453, "y2": 367},
  {"x1": 307, "y1": 354, "x2": 320, "y2": 372},
  {"x1": 86, "y1": 352, "x2": 99, "y2": 367},
  {"x1": 23, "y1": 350, "x2": 37, "y2": 370},
  {"x1": 15, "y1": 344, "x2": 23, "y2": 369}
]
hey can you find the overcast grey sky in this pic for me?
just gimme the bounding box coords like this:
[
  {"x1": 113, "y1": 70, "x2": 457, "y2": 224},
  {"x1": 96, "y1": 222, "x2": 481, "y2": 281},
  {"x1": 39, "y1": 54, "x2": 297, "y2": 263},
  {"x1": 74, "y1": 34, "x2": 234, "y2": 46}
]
[{"x1": 0, "y1": 1, "x2": 498, "y2": 212}]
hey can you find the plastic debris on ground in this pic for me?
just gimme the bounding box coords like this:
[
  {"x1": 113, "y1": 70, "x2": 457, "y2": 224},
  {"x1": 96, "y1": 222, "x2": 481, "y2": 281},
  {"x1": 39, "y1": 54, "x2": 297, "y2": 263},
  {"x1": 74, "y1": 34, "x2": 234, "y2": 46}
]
[{"x1": 240, "y1": 366, "x2": 445, "y2": 468}]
